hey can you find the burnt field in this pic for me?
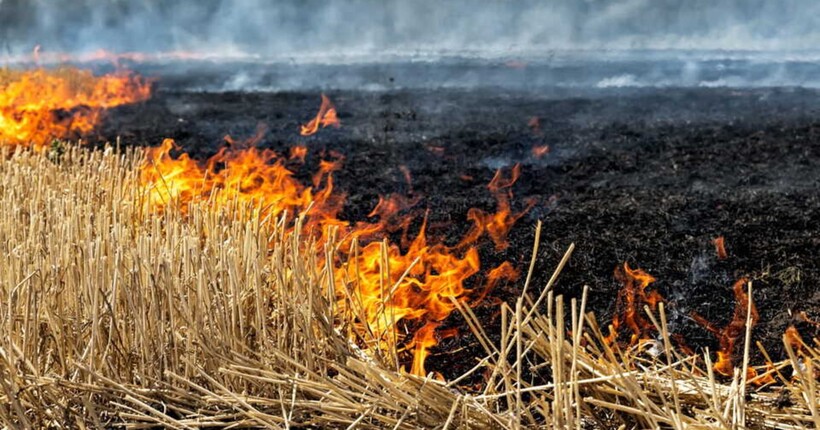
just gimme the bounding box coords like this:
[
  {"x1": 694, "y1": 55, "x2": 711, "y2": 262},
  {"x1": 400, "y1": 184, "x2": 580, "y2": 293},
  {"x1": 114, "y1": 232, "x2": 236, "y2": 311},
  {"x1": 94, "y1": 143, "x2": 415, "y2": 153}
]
[{"x1": 101, "y1": 82, "x2": 820, "y2": 377}]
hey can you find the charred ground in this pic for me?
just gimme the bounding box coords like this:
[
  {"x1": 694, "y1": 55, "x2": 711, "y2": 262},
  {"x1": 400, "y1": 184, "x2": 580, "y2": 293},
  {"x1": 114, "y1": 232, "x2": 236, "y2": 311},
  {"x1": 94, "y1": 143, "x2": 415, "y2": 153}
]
[{"x1": 100, "y1": 83, "x2": 820, "y2": 379}]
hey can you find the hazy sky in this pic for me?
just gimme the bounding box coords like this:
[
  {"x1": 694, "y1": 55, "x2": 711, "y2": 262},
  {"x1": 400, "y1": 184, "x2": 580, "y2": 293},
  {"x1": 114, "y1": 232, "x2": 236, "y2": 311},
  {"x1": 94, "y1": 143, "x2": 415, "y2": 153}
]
[{"x1": 1, "y1": 0, "x2": 817, "y2": 56}]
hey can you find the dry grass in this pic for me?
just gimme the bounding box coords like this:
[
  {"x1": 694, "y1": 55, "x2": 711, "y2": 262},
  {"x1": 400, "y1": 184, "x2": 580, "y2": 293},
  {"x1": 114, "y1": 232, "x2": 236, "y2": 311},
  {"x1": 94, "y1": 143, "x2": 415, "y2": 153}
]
[{"x1": 0, "y1": 144, "x2": 817, "y2": 429}]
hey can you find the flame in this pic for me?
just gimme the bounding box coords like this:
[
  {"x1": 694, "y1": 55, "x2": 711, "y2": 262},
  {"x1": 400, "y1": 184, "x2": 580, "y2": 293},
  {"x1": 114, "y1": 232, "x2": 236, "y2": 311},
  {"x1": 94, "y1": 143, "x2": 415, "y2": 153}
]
[
  {"x1": 747, "y1": 365, "x2": 776, "y2": 386},
  {"x1": 289, "y1": 145, "x2": 308, "y2": 162},
  {"x1": 785, "y1": 325, "x2": 804, "y2": 351},
  {"x1": 713, "y1": 236, "x2": 728, "y2": 260},
  {"x1": 0, "y1": 66, "x2": 151, "y2": 148},
  {"x1": 140, "y1": 133, "x2": 526, "y2": 376},
  {"x1": 461, "y1": 164, "x2": 534, "y2": 251},
  {"x1": 300, "y1": 94, "x2": 340, "y2": 136},
  {"x1": 339, "y1": 220, "x2": 482, "y2": 371},
  {"x1": 605, "y1": 263, "x2": 662, "y2": 346},
  {"x1": 142, "y1": 137, "x2": 343, "y2": 223},
  {"x1": 691, "y1": 278, "x2": 757, "y2": 377}
]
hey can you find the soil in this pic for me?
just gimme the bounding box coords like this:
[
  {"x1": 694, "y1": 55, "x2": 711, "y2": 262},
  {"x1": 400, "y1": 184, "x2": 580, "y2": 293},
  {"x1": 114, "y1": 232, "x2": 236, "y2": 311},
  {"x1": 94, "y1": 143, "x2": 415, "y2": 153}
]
[{"x1": 98, "y1": 83, "x2": 820, "y2": 380}]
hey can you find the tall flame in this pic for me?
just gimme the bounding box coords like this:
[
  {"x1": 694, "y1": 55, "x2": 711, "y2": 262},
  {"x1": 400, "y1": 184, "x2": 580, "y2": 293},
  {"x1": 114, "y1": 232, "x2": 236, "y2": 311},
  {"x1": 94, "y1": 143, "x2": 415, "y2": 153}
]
[
  {"x1": 0, "y1": 67, "x2": 151, "y2": 148},
  {"x1": 605, "y1": 263, "x2": 662, "y2": 346},
  {"x1": 141, "y1": 133, "x2": 526, "y2": 376}
]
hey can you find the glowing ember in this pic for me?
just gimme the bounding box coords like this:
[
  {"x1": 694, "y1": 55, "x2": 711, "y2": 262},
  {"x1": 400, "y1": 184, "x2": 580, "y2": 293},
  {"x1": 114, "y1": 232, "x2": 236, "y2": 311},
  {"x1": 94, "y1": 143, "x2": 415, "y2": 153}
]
[
  {"x1": 0, "y1": 67, "x2": 151, "y2": 148},
  {"x1": 605, "y1": 263, "x2": 662, "y2": 346},
  {"x1": 713, "y1": 236, "x2": 728, "y2": 260},
  {"x1": 785, "y1": 325, "x2": 804, "y2": 351},
  {"x1": 141, "y1": 132, "x2": 525, "y2": 376},
  {"x1": 531, "y1": 145, "x2": 550, "y2": 159},
  {"x1": 300, "y1": 93, "x2": 340, "y2": 136},
  {"x1": 691, "y1": 277, "x2": 757, "y2": 377}
]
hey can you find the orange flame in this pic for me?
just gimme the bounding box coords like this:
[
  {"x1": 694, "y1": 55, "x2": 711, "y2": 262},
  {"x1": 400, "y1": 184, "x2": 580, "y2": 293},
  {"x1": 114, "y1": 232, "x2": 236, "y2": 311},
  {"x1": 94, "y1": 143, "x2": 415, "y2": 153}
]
[
  {"x1": 461, "y1": 164, "x2": 535, "y2": 251},
  {"x1": 289, "y1": 145, "x2": 308, "y2": 162},
  {"x1": 141, "y1": 137, "x2": 343, "y2": 224},
  {"x1": 691, "y1": 277, "x2": 757, "y2": 377},
  {"x1": 713, "y1": 236, "x2": 728, "y2": 260},
  {"x1": 300, "y1": 93, "x2": 340, "y2": 136},
  {"x1": 140, "y1": 131, "x2": 526, "y2": 376},
  {"x1": 747, "y1": 364, "x2": 776, "y2": 386},
  {"x1": 605, "y1": 263, "x2": 662, "y2": 346},
  {"x1": 0, "y1": 67, "x2": 151, "y2": 148}
]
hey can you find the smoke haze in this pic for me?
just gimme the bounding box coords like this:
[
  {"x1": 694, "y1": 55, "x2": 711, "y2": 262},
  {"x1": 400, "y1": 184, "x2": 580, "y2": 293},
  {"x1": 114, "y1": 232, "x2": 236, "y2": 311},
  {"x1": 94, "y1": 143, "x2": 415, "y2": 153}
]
[{"x1": 1, "y1": 0, "x2": 819, "y2": 57}]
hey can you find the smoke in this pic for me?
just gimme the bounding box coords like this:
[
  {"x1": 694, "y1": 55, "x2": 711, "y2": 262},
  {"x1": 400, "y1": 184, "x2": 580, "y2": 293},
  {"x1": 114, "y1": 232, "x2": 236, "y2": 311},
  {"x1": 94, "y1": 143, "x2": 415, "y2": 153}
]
[
  {"x1": 3, "y1": 1, "x2": 819, "y2": 91},
  {"x1": 1, "y1": 0, "x2": 820, "y2": 58}
]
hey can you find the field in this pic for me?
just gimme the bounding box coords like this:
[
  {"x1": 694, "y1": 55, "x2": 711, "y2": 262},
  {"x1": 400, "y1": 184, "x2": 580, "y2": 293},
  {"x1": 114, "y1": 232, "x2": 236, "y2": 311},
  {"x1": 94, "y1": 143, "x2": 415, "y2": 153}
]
[
  {"x1": 0, "y1": 142, "x2": 816, "y2": 428},
  {"x1": 1, "y1": 64, "x2": 820, "y2": 428}
]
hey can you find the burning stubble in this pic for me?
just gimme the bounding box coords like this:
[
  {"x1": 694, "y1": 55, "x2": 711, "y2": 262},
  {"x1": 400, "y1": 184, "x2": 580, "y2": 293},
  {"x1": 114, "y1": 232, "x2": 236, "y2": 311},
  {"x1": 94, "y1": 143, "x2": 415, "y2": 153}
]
[
  {"x1": 0, "y1": 66, "x2": 150, "y2": 148},
  {"x1": 141, "y1": 117, "x2": 528, "y2": 376}
]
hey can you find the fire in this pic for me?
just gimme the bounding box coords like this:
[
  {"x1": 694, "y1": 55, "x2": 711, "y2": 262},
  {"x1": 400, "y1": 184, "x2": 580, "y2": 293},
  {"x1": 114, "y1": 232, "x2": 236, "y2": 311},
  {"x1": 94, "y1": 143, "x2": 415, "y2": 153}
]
[
  {"x1": 339, "y1": 221, "x2": 481, "y2": 373},
  {"x1": 140, "y1": 132, "x2": 525, "y2": 376},
  {"x1": 605, "y1": 263, "x2": 663, "y2": 346},
  {"x1": 461, "y1": 164, "x2": 535, "y2": 251},
  {"x1": 713, "y1": 236, "x2": 728, "y2": 260},
  {"x1": 601, "y1": 252, "x2": 804, "y2": 385},
  {"x1": 0, "y1": 66, "x2": 151, "y2": 148},
  {"x1": 747, "y1": 365, "x2": 776, "y2": 386},
  {"x1": 691, "y1": 278, "x2": 757, "y2": 377},
  {"x1": 300, "y1": 94, "x2": 340, "y2": 136},
  {"x1": 289, "y1": 145, "x2": 308, "y2": 162},
  {"x1": 142, "y1": 137, "x2": 344, "y2": 225}
]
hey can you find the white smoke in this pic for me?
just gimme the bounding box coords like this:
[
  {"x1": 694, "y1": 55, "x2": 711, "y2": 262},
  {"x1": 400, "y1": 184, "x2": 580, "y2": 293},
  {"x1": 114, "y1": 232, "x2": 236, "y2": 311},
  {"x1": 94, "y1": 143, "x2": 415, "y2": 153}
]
[
  {"x1": 1, "y1": 0, "x2": 820, "y2": 57},
  {"x1": 4, "y1": 0, "x2": 820, "y2": 90}
]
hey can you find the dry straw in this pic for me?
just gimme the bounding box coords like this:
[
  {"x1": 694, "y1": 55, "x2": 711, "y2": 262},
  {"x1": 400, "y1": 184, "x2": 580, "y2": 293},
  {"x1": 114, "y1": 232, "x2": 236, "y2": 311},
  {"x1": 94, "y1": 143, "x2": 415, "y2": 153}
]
[{"x1": 0, "y1": 144, "x2": 817, "y2": 429}]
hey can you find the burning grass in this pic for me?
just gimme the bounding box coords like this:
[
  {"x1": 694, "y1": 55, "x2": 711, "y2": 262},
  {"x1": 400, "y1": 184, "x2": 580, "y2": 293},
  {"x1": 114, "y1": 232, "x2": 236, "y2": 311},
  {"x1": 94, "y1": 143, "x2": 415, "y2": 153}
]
[
  {"x1": 0, "y1": 66, "x2": 150, "y2": 149},
  {"x1": 1, "y1": 143, "x2": 819, "y2": 429}
]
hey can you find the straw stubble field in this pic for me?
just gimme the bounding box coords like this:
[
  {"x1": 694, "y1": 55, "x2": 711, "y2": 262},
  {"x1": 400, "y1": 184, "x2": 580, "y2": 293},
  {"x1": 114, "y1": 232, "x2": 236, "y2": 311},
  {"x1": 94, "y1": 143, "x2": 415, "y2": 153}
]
[{"x1": 0, "y1": 143, "x2": 818, "y2": 429}]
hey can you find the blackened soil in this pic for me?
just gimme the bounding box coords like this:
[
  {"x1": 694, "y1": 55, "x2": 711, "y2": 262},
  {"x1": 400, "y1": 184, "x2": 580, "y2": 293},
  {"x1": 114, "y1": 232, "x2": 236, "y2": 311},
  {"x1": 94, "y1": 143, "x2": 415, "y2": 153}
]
[{"x1": 100, "y1": 86, "x2": 820, "y2": 379}]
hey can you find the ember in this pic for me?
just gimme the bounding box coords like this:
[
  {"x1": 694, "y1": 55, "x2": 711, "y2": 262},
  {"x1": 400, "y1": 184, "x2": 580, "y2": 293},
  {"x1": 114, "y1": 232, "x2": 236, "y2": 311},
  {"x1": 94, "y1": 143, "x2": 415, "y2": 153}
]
[
  {"x1": 713, "y1": 236, "x2": 728, "y2": 260},
  {"x1": 531, "y1": 144, "x2": 550, "y2": 159}
]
